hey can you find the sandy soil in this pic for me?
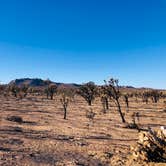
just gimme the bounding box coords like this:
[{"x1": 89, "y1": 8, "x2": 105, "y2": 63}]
[{"x1": 0, "y1": 94, "x2": 165, "y2": 166}]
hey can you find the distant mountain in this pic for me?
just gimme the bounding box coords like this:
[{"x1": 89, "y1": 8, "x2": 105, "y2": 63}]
[
  {"x1": 9, "y1": 78, "x2": 80, "y2": 88},
  {"x1": 8, "y1": 78, "x2": 160, "y2": 91},
  {"x1": 119, "y1": 85, "x2": 135, "y2": 89}
]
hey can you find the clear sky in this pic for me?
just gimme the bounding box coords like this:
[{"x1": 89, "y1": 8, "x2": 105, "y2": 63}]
[{"x1": 0, "y1": 0, "x2": 166, "y2": 88}]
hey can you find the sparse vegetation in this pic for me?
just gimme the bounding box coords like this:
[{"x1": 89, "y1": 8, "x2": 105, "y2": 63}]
[{"x1": 0, "y1": 78, "x2": 165, "y2": 165}]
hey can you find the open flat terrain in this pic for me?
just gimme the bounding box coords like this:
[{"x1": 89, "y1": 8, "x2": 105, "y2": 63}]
[{"x1": 0, "y1": 94, "x2": 166, "y2": 166}]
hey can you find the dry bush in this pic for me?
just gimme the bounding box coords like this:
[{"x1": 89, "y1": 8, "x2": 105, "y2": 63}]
[
  {"x1": 125, "y1": 112, "x2": 140, "y2": 130},
  {"x1": 86, "y1": 108, "x2": 96, "y2": 122},
  {"x1": 130, "y1": 127, "x2": 166, "y2": 164},
  {"x1": 6, "y1": 115, "x2": 23, "y2": 123}
]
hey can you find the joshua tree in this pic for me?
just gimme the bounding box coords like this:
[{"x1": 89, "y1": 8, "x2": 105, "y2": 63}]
[
  {"x1": 142, "y1": 90, "x2": 162, "y2": 104},
  {"x1": 149, "y1": 90, "x2": 162, "y2": 103},
  {"x1": 20, "y1": 85, "x2": 29, "y2": 98},
  {"x1": 131, "y1": 112, "x2": 139, "y2": 125},
  {"x1": 103, "y1": 78, "x2": 126, "y2": 123},
  {"x1": 60, "y1": 94, "x2": 69, "y2": 120},
  {"x1": 99, "y1": 86, "x2": 109, "y2": 113},
  {"x1": 45, "y1": 84, "x2": 57, "y2": 100},
  {"x1": 124, "y1": 94, "x2": 129, "y2": 108},
  {"x1": 142, "y1": 91, "x2": 150, "y2": 104},
  {"x1": 45, "y1": 87, "x2": 50, "y2": 99},
  {"x1": 0, "y1": 84, "x2": 4, "y2": 92},
  {"x1": 8, "y1": 84, "x2": 20, "y2": 98},
  {"x1": 134, "y1": 92, "x2": 140, "y2": 102},
  {"x1": 78, "y1": 82, "x2": 98, "y2": 106},
  {"x1": 58, "y1": 87, "x2": 74, "y2": 120},
  {"x1": 0, "y1": 84, "x2": 5, "y2": 95}
]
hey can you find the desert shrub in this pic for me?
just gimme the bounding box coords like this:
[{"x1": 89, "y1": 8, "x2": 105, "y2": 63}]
[
  {"x1": 163, "y1": 109, "x2": 166, "y2": 113},
  {"x1": 6, "y1": 116, "x2": 23, "y2": 123},
  {"x1": 126, "y1": 123, "x2": 139, "y2": 130},
  {"x1": 86, "y1": 108, "x2": 96, "y2": 122},
  {"x1": 125, "y1": 112, "x2": 139, "y2": 130}
]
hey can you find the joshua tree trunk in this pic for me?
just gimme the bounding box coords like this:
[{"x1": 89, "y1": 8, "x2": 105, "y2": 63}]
[
  {"x1": 50, "y1": 93, "x2": 53, "y2": 100},
  {"x1": 105, "y1": 98, "x2": 109, "y2": 110},
  {"x1": 46, "y1": 92, "x2": 49, "y2": 99},
  {"x1": 154, "y1": 97, "x2": 158, "y2": 103},
  {"x1": 126, "y1": 100, "x2": 129, "y2": 108},
  {"x1": 88, "y1": 100, "x2": 92, "y2": 106},
  {"x1": 116, "y1": 100, "x2": 126, "y2": 123},
  {"x1": 64, "y1": 106, "x2": 67, "y2": 120}
]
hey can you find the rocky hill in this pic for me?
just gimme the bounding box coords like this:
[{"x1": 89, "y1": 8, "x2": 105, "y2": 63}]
[{"x1": 9, "y1": 78, "x2": 80, "y2": 88}]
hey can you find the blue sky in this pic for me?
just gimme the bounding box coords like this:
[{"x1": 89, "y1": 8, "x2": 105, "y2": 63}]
[{"x1": 0, "y1": 0, "x2": 166, "y2": 88}]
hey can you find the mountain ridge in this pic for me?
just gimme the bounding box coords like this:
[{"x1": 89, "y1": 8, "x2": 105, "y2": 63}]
[{"x1": 9, "y1": 78, "x2": 80, "y2": 88}]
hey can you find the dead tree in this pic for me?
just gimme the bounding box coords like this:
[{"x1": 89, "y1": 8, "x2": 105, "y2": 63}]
[
  {"x1": 78, "y1": 82, "x2": 97, "y2": 106},
  {"x1": 104, "y1": 78, "x2": 126, "y2": 123}
]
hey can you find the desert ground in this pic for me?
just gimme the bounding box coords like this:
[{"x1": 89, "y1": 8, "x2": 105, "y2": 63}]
[{"x1": 0, "y1": 93, "x2": 165, "y2": 166}]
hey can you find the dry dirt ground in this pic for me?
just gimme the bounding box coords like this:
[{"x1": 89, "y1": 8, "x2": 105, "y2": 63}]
[{"x1": 0, "y1": 94, "x2": 165, "y2": 166}]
